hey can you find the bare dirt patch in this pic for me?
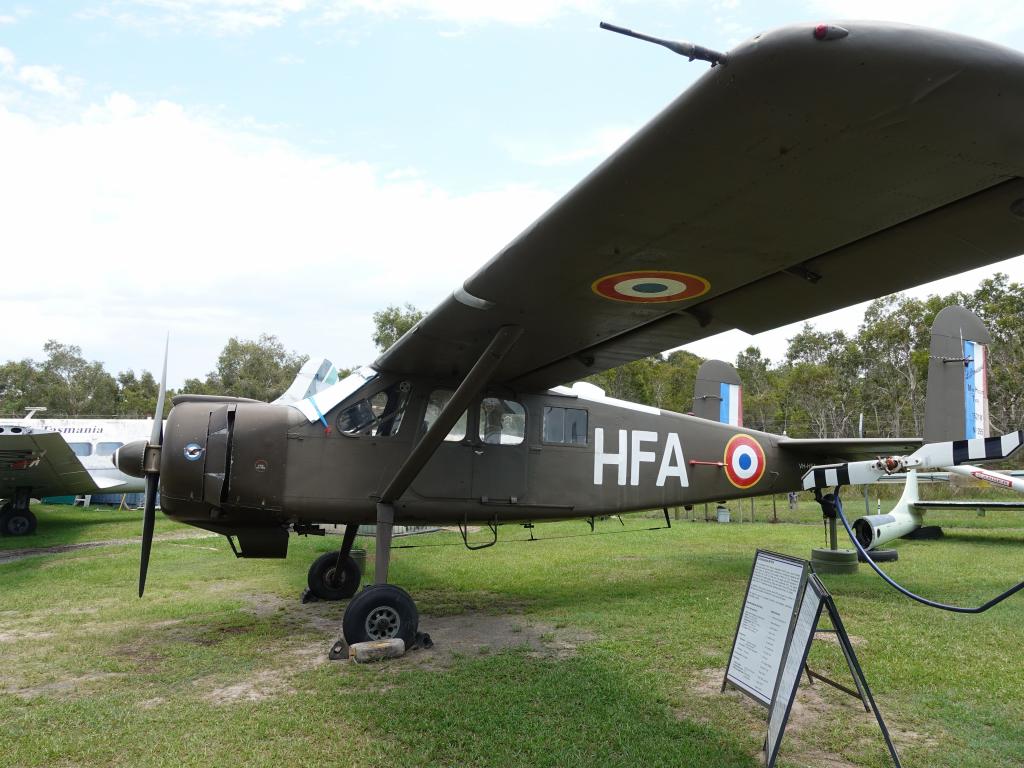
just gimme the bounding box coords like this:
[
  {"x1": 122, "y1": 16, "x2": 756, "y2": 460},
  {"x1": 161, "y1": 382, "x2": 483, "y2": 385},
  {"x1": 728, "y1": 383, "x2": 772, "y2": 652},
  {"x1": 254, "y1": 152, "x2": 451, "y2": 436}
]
[
  {"x1": 238, "y1": 590, "x2": 596, "y2": 670},
  {"x1": 202, "y1": 669, "x2": 296, "y2": 705},
  {"x1": 188, "y1": 588, "x2": 600, "y2": 703},
  {"x1": 0, "y1": 628, "x2": 55, "y2": 643},
  {"x1": 393, "y1": 613, "x2": 596, "y2": 670},
  {"x1": 8, "y1": 672, "x2": 125, "y2": 700}
]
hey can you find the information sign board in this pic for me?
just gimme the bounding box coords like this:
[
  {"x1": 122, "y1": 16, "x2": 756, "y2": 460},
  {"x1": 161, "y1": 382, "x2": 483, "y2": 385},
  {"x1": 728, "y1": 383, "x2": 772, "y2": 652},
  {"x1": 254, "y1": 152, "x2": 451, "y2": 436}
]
[
  {"x1": 766, "y1": 575, "x2": 826, "y2": 765},
  {"x1": 723, "y1": 550, "x2": 808, "y2": 705}
]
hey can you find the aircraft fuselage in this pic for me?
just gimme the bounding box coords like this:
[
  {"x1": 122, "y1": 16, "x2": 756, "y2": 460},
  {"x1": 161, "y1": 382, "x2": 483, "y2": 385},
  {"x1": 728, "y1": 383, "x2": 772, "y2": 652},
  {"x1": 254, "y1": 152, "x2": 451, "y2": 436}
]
[{"x1": 157, "y1": 374, "x2": 802, "y2": 554}]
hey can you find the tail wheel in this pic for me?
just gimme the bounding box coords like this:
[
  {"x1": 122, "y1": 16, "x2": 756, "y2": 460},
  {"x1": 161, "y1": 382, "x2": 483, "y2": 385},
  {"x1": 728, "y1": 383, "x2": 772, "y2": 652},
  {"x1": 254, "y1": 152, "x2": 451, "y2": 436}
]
[
  {"x1": 307, "y1": 552, "x2": 361, "y2": 600},
  {"x1": 342, "y1": 584, "x2": 418, "y2": 646}
]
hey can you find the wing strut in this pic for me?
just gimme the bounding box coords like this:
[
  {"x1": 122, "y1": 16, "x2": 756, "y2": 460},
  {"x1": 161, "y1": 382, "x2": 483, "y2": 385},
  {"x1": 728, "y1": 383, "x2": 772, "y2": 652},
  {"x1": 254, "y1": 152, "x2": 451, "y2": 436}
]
[{"x1": 372, "y1": 325, "x2": 523, "y2": 584}]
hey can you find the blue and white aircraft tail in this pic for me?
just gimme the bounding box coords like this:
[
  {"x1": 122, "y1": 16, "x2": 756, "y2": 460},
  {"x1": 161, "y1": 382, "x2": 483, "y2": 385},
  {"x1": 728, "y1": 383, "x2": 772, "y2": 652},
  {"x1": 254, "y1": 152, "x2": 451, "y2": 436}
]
[
  {"x1": 801, "y1": 307, "x2": 1024, "y2": 549},
  {"x1": 692, "y1": 360, "x2": 743, "y2": 426}
]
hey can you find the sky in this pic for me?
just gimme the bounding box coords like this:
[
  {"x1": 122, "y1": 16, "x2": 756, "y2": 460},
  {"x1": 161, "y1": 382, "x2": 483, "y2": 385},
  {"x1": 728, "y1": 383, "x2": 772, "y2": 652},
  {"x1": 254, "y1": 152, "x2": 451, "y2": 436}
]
[{"x1": 3, "y1": 1, "x2": 1024, "y2": 388}]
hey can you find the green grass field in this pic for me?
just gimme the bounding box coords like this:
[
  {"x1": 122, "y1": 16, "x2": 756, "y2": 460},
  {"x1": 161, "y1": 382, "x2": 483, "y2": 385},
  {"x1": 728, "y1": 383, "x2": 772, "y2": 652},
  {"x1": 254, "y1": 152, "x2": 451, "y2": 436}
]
[{"x1": 1, "y1": 502, "x2": 1023, "y2": 767}]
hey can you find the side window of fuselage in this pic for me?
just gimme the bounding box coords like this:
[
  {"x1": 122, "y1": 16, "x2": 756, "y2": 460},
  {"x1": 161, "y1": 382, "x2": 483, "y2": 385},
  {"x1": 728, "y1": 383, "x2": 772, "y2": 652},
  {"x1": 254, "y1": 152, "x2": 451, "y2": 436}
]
[
  {"x1": 479, "y1": 397, "x2": 526, "y2": 445},
  {"x1": 68, "y1": 442, "x2": 92, "y2": 457},
  {"x1": 423, "y1": 390, "x2": 467, "y2": 442},
  {"x1": 96, "y1": 442, "x2": 124, "y2": 456},
  {"x1": 543, "y1": 406, "x2": 588, "y2": 445},
  {"x1": 337, "y1": 381, "x2": 411, "y2": 437}
]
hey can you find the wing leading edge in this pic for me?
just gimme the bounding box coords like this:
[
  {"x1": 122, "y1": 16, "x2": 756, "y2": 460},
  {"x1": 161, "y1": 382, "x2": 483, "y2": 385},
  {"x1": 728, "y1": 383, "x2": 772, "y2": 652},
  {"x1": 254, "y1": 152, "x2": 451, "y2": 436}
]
[{"x1": 375, "y1": 22, "x2": 1024, "y2": 390}]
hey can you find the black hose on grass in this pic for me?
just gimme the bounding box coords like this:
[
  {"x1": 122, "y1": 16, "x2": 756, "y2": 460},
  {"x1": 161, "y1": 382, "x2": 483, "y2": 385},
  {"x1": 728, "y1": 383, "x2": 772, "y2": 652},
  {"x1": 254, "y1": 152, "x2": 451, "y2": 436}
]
[{"x1": 830, "y1": 490, "x2": 1024, "y2": 613}]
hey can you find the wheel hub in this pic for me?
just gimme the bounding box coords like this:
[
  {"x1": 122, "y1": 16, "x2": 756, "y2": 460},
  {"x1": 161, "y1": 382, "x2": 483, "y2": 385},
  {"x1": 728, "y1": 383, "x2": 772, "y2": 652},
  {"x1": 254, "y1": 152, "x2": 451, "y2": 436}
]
[
  {"x1": 7, "y1": 515, "x2": 30, "y2": 535},
  {"x1": 364, "y1": 606, "x2": 400, "y2": 640}
]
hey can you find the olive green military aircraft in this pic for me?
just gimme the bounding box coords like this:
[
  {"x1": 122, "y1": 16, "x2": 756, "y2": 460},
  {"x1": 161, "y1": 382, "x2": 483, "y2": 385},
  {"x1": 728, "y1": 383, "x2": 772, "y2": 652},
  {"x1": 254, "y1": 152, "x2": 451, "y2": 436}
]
[{"x1": 113, "y1": 20, "x2": 1024, "y2": 647}]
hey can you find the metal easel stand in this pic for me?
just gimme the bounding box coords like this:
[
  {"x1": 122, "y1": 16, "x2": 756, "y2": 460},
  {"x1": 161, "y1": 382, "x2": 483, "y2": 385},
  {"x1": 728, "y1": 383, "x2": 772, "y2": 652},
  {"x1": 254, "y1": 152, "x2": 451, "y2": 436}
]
[{"x1": 807, "y1": 595, "x2": 902, "y2": 767}]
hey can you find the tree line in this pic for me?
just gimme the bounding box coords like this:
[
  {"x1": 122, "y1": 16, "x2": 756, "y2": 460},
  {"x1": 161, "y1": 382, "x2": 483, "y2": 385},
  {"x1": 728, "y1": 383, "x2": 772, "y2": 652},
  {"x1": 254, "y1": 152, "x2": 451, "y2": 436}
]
[
  {"x1": 0, "y1": 335, "x2": 307, "y2": 418},
  {"x1": 588, "y1": 274, "x2": 1024, "y2": 438},
  {"x1": 0, "y1": 309, "x2": 422, "y2": 419},
  {"x1": 2, "y1": 277, "x2": 1022, "y2": 438}
]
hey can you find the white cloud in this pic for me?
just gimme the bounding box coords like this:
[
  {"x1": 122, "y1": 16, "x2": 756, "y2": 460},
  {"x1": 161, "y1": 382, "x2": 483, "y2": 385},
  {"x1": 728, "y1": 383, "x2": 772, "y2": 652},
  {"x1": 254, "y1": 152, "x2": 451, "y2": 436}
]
[
  {"x1": 82, "y1": 0, "x2": 309, "y2": 34},
  {"x1": 0, "y1": 6, "x2": 31, "y2": 25},
  {"x1": 323, "y1": 0, "x2": 607, "y2": 27},
  {"x1": 85, "y1": 0, "x2": 613, "y2": 33},
  {"x1": 0, "y1": 92, "x2": 556, "y2": 382},
  {"x1": 16, "y1": 64, "x2": 80, "y2": 98},
  {"x1": 0, "y1": 48, "x2": 81, "y2": 99}
]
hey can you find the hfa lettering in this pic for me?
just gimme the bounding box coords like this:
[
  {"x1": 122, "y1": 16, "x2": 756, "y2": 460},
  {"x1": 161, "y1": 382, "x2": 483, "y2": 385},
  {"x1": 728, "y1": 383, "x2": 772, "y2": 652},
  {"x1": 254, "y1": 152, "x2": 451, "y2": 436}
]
[{"x1": 592, "y1": 428, "x2": 688, "y2": 487}]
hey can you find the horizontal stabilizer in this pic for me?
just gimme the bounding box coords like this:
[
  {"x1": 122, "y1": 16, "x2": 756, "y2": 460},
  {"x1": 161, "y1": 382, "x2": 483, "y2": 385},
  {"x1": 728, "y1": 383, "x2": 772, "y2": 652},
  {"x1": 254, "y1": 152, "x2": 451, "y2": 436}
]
[
  {"x1": 802, "y1": 430, "x2": 1024, "y2": 490},
  {"x1": 779, "y1": 437, "x2": 921, "y2": 461}
]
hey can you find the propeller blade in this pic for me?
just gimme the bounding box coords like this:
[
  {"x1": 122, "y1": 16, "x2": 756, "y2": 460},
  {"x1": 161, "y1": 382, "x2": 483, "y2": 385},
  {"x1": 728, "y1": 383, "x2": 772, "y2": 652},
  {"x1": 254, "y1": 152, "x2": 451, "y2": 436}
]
[
  {"x1": 140, "y1": 334, "x2": 168, "y2": 598},
  {"x1": 150, "y1": 335, "x2": 168, "y2": 445},
  {"x1": 139, "y1": 472, "x2": 158, "y2": 597}
]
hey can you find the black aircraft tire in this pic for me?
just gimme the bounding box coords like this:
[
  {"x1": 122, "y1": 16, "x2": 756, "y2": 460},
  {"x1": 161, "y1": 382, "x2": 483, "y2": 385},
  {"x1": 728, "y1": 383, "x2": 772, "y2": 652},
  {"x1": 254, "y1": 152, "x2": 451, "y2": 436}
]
[
  {"x1": 307, "y1": 552, "x2": 361, "y2": 600},
  {"x1": 342, "y1": 584, "x2": 418, "y2": 646},
  {"x1": 0, "y1": 508, "x2": 37, "y2": 537},
  {"x1": 859, "y1": 548, "x2": 898, "y2": 563}
]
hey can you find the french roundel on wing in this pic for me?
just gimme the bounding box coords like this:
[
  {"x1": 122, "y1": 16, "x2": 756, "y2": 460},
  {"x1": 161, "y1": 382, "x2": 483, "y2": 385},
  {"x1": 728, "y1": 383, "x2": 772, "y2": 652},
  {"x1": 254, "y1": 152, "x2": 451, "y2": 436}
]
[
  {"x1": 723, "y1": 434, "x2": 766, "y2": 489},
  {"x1": 591, "y1": 270, "x2": 710, "y2": 303}
]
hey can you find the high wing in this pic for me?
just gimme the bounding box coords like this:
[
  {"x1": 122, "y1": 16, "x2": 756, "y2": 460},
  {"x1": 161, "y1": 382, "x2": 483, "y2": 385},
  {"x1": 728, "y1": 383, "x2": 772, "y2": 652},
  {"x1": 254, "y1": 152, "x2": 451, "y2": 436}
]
[
  {"x1": 778, "y1": 437, "x2": 922, "y2": 463},
  {"x1": 0, "y1": 428, "x2": 123, "y2": 498},
  {"x1": 375, "y1": 22, "x2": 1024, "y2": 390}
]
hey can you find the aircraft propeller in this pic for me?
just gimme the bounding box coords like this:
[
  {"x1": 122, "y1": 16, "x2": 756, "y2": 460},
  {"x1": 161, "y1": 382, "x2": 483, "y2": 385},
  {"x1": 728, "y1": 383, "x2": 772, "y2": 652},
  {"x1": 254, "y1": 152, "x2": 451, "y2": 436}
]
[{"x1": 138, "y1": 338, "x2": 168, "y2": 597}]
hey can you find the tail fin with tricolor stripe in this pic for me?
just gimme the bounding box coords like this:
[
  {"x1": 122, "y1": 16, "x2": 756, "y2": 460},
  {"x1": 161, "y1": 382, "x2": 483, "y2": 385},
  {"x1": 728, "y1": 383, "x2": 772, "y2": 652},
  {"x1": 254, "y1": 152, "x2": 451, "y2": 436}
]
[
  {"x1": 692, "y1": 360, "x2": 742, "y2": 426},
  {"x1": 923, "y1": 306, "x2": 992, "y2": 444}
]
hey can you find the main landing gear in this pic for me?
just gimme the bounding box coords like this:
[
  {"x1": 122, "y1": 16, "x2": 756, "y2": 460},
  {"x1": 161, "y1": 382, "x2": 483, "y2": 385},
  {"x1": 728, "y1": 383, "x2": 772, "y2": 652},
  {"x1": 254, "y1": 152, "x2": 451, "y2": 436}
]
[
  {"x1": 333, "y1": 503, "x2": 420, "y2": 651},
  {"x1": 0, "y1": 489, "x2": 37, "y2": 537},
  {"x1": 324, "y1": 326, "x2": 521, "y2": 657},
  {"x1": 306, "y1": 523, "x2": 362, "y2": 601}
]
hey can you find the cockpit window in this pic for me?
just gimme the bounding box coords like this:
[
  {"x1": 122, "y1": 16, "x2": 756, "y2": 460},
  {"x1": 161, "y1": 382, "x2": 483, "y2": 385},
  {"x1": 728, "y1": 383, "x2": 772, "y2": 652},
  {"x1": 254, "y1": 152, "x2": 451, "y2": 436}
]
[
  {"x1": 337, "y1": 381, "x2": 411, "y2": 437},
  {"x1": 479, "y1": 397, "x2": 526, "y2": 445}
]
